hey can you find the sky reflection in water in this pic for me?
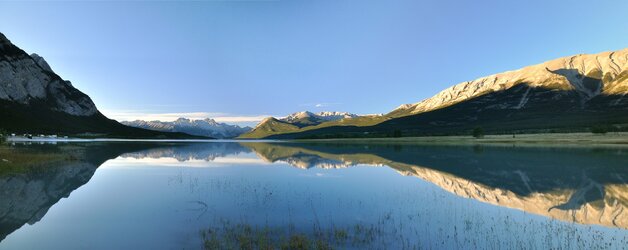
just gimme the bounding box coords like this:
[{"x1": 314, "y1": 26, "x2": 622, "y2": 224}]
[{"x1": 0, "y1": 141, "x2": 626, "y2": 249}]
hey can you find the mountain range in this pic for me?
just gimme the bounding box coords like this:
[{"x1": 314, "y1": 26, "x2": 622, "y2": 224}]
[
  {"x1": 241, "y1": 48, "x2": 628, "y2": 139},
  {"x1": 0, "y1": 32, "x2": 203, "y2": 139},
  {"x1": 121, "y1": 118, "x2": 251, "y2": 139},
  {"x1": 239, "y1": 111, "x2": 369, "y2": 138}
]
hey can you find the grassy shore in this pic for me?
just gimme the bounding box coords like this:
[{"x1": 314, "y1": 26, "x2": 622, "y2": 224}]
[
  {"x1": 291, "y1": 132, "x2": 628, "y2": 146},
  {"x1": 0, "y1": 144, "x2": 81, "y2": 176}
]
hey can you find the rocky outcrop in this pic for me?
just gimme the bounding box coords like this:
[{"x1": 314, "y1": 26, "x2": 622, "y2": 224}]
[
  {"x1": 29, "y1": 53, "x2": 53, "y2": 73},
  {"x1": 0, "y1": 33, "x2": 98, "y2": 116}
]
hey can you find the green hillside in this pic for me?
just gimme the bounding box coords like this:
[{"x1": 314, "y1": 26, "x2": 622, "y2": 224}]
[
  {"x1": 266, "y1": 86, "x2": 628, "y2": 139},
  {"x1": 238, "y1": 118, "x2": 301, "y2": 139},
  {"x1": 238, "y1": 115, "x2": 389, "y2": 139}
]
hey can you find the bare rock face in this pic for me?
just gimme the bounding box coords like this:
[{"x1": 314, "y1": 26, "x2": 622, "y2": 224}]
[
  {"x1": 0, "y1": 33, "x2": 98, "y2": 116},
  {"x1": 393, "y1": 49, "x2": 628, "y2": 115},
  {"x1": 29, "y1": 53, "x2": 53, "y2": 73}
]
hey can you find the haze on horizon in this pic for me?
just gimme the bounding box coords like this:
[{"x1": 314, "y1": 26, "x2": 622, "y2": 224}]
[{"x1": 1, "y1": 0, "x2": 627, "y2": 126}]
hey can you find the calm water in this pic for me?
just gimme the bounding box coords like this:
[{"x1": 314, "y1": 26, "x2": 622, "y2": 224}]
[{"x1": 0, "y1": 141, "x2": 626, "y2": 249}]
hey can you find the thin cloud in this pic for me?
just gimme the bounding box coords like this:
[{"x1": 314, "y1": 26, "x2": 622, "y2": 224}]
[
  {"x1": 300, "y1": 102, "x2": 342, "y2": 108},
  {"x1": 213, "y1": 115, "x2": 272, "y2": 123}
]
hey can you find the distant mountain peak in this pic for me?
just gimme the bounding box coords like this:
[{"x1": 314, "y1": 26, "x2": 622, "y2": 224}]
[
  {"x1": 239, "y1": 111, "x2": 363, "y2": 138},
  {"x1": 122, "y1": 118, "x2": 251, "y2": 139},
  {"x1": 255, "y1": 117, "x2": 279, "y2": 127},
  {"x1": 282, "y1": 111, "x2": 358, "y2": 123}
]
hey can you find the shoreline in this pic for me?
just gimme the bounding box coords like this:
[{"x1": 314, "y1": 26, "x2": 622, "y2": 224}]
[
  {"x1": 289, "y1": 132, "x2": 628, "y2": 146},
  {"x1": 5, "y1": 132, "x2": 628, "y2": 147},
  {"x1": 4, "y1": 137, "x2": 273, "y2": 143}
]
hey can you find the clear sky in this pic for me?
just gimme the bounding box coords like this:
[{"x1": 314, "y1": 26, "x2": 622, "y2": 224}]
[{"x1": 1, "y1": 0, "x2": 627, "y2": 126}]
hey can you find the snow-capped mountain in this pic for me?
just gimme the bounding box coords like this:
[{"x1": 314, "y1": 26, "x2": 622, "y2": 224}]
[
  {"x1": 281, "y1": 111, "x2": 358, "y2": 125},
  {"x1": 122, "y1": 118, "x2": 252, "y2": 139},
  {"x1": 239, "y1": 111, "x2": 363, "y2": 138}
]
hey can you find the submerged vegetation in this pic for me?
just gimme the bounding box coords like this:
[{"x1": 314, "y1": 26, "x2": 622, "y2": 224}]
[
  {"x1": 201, "y1": 221, "x2": 386, "y2": 250},
  {"x1": 0, "y1": 144, "x2": 78, "y2": 176}
]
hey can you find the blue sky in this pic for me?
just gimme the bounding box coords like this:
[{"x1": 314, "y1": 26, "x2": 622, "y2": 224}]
[{"x1": 1, "y1": 0, "x2": 627, "y2": 126}]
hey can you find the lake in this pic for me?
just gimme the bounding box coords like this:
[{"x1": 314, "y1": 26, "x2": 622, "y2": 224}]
[{"x1": 0, "y1": 141, "x2": 626, "y2": 249}]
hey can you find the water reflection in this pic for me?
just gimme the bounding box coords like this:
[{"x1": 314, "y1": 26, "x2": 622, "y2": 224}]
[
  {"x1": 0, "y1": 141, "x2": 626, "y2": 249},
  {"x1": 121, "y1": 142, "x2": 251, "y2": 162},
  {"x1": 104, "y1": 141, "x2": 628, "y2": 228},
  {"x1": 0, "y1": 142, "x2": 191, "y2": 241},
  {"x1": 241, "y1": 142, "x2": 628, "y2": 229}
]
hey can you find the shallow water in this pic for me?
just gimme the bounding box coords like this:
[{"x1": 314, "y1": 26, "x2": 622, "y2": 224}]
[{"x1": 0, "y1": 141, "x2": 626, "y2": 249}]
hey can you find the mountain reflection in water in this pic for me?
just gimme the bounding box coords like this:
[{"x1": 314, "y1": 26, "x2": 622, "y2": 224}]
[
  {"x1": 243, "y1": 142, "x2": 628, "y2": 229},
  {"x1": 0, "y1": 142, "x2": 180, "y2": 241},
  {"x1": 120, "y1": 141, "x2": 628, "y2": 228},
  {"x1": 0, "y1": 141, "x2": 626, "y2": 249}
]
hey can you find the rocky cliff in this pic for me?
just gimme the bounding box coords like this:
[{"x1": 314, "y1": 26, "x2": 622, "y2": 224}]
[{"x1": 0, "y1": 33, "x2": 98, "y2": 116}]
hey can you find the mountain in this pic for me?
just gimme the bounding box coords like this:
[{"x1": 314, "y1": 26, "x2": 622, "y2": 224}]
[
  {"x1": 0, "y1": 32, "x2": 202, "y2": 138},
  {"x1": 122, "y1": 118, "x2": 251, "y2": 139},
  {"x1": 244, "y1": 48, "x2": 628, "y2": 139},
  {"x1": 282, "y1": 111, "x2": 359, "y2": 127},
  {"x1": 238, "y1": 111, "x2": 364, "y2": 138}
]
